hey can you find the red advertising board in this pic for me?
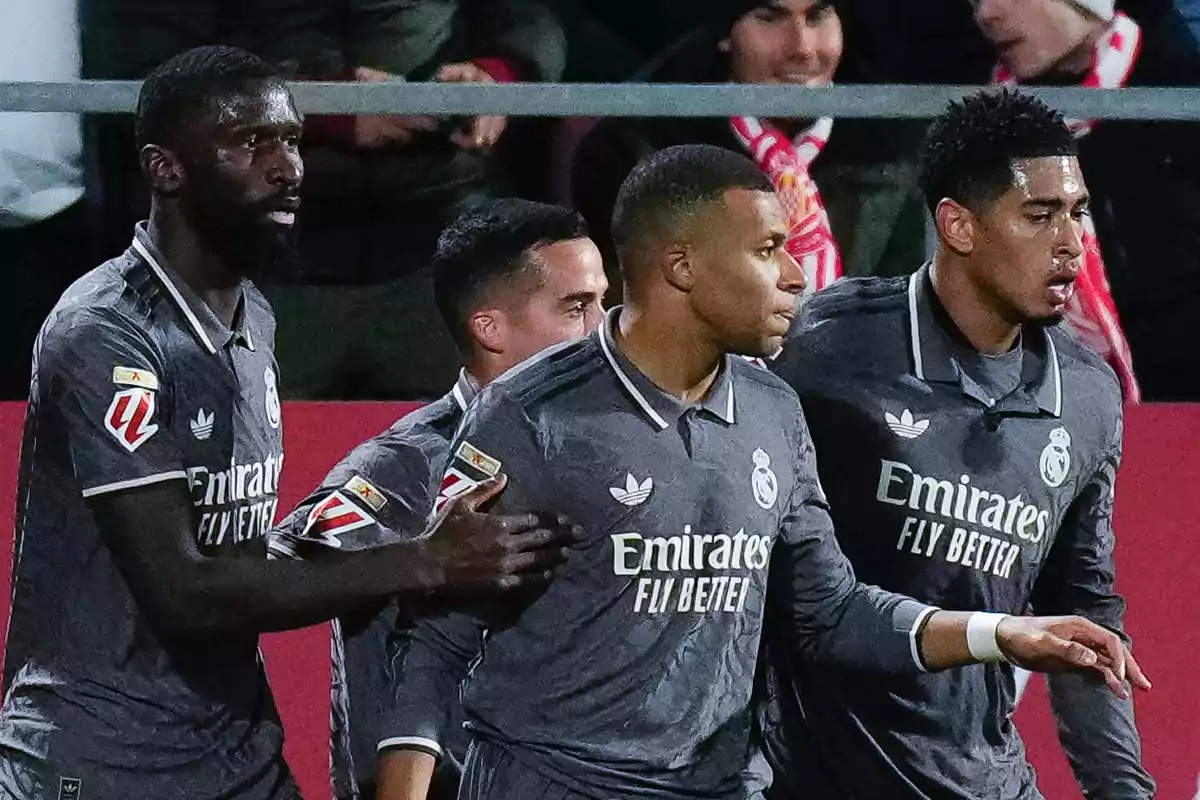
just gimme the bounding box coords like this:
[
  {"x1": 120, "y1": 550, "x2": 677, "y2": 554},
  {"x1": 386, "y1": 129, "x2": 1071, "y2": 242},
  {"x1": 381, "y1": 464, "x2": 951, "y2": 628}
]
[{"x1": 0, "y1": 402, "x2": 1194, "y2": 799}]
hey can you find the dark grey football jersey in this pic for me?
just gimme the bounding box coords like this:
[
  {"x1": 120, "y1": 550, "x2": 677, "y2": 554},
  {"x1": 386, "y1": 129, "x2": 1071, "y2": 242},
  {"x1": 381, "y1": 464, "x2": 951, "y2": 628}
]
[
  {"x1": 268, "y1": 372, "x2": 477, "y2": 799},
  {"x1": 381, "y1": 309, "x2": 934, "y2": 800},
  {"x1": 0, "y1": 226, "x2": 295, "y2": 799},
  {"x1": 762, "y1": 268, "x2": 1153, "y2": 800}
]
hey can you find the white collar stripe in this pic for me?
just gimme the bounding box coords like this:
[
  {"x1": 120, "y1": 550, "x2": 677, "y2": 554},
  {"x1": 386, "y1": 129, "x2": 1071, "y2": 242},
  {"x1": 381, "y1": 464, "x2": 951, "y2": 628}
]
[
  {"x1": 597, "y1": 321, "x2": 669, "y2": 431},
  {"x1": 132, "y1": 237, "x2": 218, "y2": 355},
  {"x1": 907, "y1": 271, "x2": 925, "y2": 380},
  {"x1": 452, "y1": 381, "x2": 469, "y2": 413},
  {"x1": 1047, "y1": 335, "x2": 1063, "y2": 416}
]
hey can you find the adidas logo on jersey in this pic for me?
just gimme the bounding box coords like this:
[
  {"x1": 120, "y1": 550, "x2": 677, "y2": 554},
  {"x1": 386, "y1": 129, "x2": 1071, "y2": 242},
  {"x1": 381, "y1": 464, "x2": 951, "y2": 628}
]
[
  {"x1": 190, "y1": 408, "x2": 214, "y2": 440},
  {"x1": 886, "y1": 409, "x2": 929, "y2": 439},
  {"x1": 610, "y1": 473, "x2": 653, "y2": 506}
]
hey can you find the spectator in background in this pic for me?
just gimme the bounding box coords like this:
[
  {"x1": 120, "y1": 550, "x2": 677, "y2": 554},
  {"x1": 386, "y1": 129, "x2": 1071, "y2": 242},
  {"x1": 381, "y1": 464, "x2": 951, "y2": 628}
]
[
  {"x1": 237, "y1": 0, "x2": 566, "y2": 401},
  {"x1": 572, "y1": 0, "x2": 845, "y2": 301},
  {"x1": 82, "y1": 0, "x2": 567, "y2": 400},
  {"x1": 0, "y1": 0, "x2": 88, "y2": 399},
  {"x1": 975, "y1": 0, "x2": 1200, "y2": 401}
]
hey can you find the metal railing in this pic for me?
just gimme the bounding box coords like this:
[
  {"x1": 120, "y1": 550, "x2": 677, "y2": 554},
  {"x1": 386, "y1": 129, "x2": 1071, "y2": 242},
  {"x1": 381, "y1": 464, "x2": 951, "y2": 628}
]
[{"x1": 2, "y1": 80, "x2": 1200, "y2": 120}]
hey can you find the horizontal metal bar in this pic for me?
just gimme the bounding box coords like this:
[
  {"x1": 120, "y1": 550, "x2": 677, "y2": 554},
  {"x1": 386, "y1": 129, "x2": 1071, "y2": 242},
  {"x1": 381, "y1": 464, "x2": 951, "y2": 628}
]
[{"x1": 3, "y1": 80, "x2": 1200, "y2": 121}]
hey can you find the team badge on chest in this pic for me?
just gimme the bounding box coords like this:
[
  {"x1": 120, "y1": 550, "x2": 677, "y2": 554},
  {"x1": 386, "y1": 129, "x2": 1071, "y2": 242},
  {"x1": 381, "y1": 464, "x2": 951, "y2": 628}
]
[
  {"x1": 264, "y1": 366, "x2": 281, "y2": 429},
  {"x1": 751, "y1": 448, "x2": 778, "y2": 510},
  {"x1": 1039, "y1": 427, "x2": 1072, "y2": 488}
]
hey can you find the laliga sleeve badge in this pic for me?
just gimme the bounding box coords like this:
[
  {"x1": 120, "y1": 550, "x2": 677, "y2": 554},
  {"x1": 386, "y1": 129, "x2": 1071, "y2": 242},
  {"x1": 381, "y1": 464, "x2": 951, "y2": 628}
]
[
  {"x1": 751, "y1": 448, "x2": 778, "y2": 510},
  {"x1": 104, "y1": 388, "x2": 160, "y2": 452},
  {"x1": 301, "y1": 491, "x2": 375, "y2": 548},
  {"x1": 264, "y1": 366, "x2": 281, "y2": 429},
  {"x1": 435, "y1": 440, "x2": 502, "y2": 513},
  {"x1": 1039, "y1": 427, "x2": 1072, "y2": 488},
  {"x1": 344, "y1": 475, "x2": 387, "y2": 512}
]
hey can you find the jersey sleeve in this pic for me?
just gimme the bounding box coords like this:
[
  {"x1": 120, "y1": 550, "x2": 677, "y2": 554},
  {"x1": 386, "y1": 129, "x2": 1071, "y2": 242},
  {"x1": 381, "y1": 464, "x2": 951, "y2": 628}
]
[
  {"x1": 1031, "y1": 410, "x2": 1155, "y2": 798},
  {"x1": 266, "y1": 437, "x2": 440, "y2": 560},
  {"x1": 44, "y1": 308, "x2": 187, "y2": 498},
  {"x1": 771, "y1": 403, "x2": 937, "y2": 674}
]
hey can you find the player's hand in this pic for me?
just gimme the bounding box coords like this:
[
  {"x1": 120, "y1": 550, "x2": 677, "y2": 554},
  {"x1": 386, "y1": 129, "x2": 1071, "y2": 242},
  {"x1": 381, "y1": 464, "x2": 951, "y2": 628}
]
[
  {"x1": 433, "y1": 62, "x2": 508, "y2": 150},
  {"x1": 350, "y1": 66, "x2": 440, "y2": 149},
  {"x1": 996, "y1": 615, "x2": 1152, "y2": 699},
  {"x1": 420, "y1": 474, "x2": 577, "y2": 592}
]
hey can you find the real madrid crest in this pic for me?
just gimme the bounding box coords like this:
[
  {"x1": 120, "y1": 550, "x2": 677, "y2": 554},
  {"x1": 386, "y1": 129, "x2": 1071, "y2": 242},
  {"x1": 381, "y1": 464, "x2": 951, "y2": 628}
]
[
  {"x1": 1039, "y1": 427, "x2": 1071, "y2": 488},
  {"x1": 751, "y1": 448, "x2": 778, "y2": 510},
  {"x1": 264, "y1": 366, "x2": 282, "y2": 429}
]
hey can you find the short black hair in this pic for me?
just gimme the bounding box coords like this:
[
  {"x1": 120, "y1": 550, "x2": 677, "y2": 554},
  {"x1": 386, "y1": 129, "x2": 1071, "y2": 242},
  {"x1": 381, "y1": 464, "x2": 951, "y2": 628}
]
[
  {"x1": 433, "y1": 198, "x2": 591, "y2": 355},
  {"x1": 611, "y1": 144, "x2": 773, "y2": 285},
  {"x1": 136, "y1": 45, "x2": 283, "y2": 150},
  {"x1": 918, "y1": 88, "x2": 1078, "y2": 215}
]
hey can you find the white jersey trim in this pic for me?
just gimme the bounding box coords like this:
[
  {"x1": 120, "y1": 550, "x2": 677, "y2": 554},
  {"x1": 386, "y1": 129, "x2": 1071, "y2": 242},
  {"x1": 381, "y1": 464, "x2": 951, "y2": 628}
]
[
  {"x1": 132, "y1": 237, "x2": 218, "y2": 355},
  {"x1": 81, "y1": 470, "x2": 189, "y2": 498},
  {"x1": 909, "y1": 605, "x2": 941, "y2": 673},
  {"x1": 377, "y1": 736, "x2": 443, "y2": 757}
]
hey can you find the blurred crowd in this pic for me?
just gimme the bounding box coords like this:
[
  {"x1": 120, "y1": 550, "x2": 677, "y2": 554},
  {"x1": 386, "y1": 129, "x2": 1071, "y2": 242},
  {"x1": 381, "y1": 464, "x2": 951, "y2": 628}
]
[{"x1": 2, "y1": 0, "x2": 1199, "y2": 401}]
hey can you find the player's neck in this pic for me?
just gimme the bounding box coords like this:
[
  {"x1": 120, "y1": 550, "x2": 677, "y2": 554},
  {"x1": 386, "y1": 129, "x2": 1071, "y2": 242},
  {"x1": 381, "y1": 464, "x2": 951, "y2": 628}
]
[
  {"x1": 614, "y1": 304, "x2": 722, "y2": 404},
  {"x1": 929, "y1": 254, "x2": 1022, "y2": 356},
  {"x1": 146, "y1": 205, "x2": 245, "y2": 330}
]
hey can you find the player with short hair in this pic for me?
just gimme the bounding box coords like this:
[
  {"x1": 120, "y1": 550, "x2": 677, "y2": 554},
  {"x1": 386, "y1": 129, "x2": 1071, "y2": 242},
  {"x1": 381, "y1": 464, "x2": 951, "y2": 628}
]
[
  {"x1": 267, "y1": 198, "x2": 607, "y2": 800},
  {"x1": 376, "y1": 143, "x2": 1145, "y2": 800},
  {"x1": 765, "y1": 89, "x2": 1154, "y2": 799},
  {"x1": 0, "y1": 46, "x2": 572, "y2": 799}
]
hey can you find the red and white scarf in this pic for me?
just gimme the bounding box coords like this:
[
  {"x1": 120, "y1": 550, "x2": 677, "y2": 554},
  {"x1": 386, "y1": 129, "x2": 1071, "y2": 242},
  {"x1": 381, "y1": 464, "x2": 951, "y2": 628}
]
[
  {"x1": 995, "y1": 12, "x2": 1143, "y2": 402},
  {"x1": 730, "y1": 116, "x2": 842, "y2": 295}
]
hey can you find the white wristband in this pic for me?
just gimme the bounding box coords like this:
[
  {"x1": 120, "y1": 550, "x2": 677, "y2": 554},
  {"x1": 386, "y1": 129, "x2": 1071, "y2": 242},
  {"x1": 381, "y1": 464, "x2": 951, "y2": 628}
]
[{"x1": 966, "y1": 612, "x2": 1010, "y2": 662}]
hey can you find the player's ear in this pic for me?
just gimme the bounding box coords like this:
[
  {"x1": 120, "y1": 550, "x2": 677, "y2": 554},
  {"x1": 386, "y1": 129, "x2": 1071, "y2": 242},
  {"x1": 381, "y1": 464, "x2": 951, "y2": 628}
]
[
  {"x1": 140, "y1": 145, "x2": 185, "y2": 196},
  {"x1": 936, "y1": 198, "x2": 976, "y2": 256},
  {"x1": 661, "y1": 242, "x2": 695, "y2": 293},
  {"x1": 467, "y1": 309, "x2": 506, "y2": 356}
]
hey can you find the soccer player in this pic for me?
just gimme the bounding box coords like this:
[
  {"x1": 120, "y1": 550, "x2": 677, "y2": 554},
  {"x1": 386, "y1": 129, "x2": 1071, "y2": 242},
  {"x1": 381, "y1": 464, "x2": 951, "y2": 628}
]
[
  {"x1": 375, "y1": 144, "x2": 1146, "y2": 800},
  {"x1": 0, "y1": 47, "x2": 572, "y2": 799},
  {"x1": 765, "y1": 90, "x2": 1155, "y2": 799},
  {"x1": 266, "y1": 198, "x2": 607, "y2": 800}
]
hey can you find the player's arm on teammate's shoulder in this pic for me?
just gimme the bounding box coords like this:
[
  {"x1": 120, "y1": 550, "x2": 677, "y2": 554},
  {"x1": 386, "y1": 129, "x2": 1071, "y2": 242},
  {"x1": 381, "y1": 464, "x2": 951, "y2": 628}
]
[
  {"x1": 1029, "y1": 409, "x2": 1156, "y2": 798},
  {"x1": 59, "y1": 315, "x2": 574, "y2": 640},
  {"x1": 773, "y1": 403, "x2": 1150, "y2": 693}
]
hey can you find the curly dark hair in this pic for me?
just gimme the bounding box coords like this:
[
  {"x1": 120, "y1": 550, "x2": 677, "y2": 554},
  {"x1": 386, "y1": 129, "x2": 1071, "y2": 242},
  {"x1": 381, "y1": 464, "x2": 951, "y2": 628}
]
[
  {"x1": 917, "y1": 89, "x2": 1078, "y2": 215},
  {"x1": 136, "y1": 45, "x2": 283, "y2": 150}
]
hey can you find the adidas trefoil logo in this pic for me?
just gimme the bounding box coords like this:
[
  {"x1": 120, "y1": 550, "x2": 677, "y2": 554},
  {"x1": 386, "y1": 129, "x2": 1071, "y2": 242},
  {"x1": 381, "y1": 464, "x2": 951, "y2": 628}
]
[
  {"x1": 886, "y1": 409, "x2": 929, "y2": 439},
  {"x1": 609, "y1": 473, "x2": 653, "y2": 506},
  {"x1": 190, "y1": 408, "x2": 214, "y2": 440}
]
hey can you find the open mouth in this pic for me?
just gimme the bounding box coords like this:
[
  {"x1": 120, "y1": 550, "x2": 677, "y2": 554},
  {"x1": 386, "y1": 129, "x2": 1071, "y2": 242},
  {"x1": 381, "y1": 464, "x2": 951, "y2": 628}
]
[
  {"x1": 266, "y1": 197, "x2": 301, "y2": 226},
  {"x1": 1047, "y1": 278, "x2": 1076, "y2": 305}
]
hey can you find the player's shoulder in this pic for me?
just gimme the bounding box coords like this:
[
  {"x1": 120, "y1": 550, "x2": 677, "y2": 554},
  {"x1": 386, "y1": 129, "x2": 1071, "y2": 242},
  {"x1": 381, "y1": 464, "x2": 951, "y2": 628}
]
[
  {"x1": 796, "y1": 275, "x2": 910, "y2": 338},
  {"x1": 39, "y1": 252, "x2": 167, "y2": 356},
  {"x1": 480, "y1": 335, "x2": 606, "y2": 414},
  {"x1": 731, "y1": 355, "x2": 802, "y2": 411},
  {"x1": 1045, "y1": 327, "x2": 1123, "y2": 410},
  {"x1": 319, "y1": 394, "x2": 462, "y2": 489}
]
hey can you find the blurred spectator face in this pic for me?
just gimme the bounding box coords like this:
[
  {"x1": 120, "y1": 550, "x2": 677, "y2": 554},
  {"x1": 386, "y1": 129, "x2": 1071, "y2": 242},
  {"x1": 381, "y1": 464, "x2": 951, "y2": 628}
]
[
  {"x1": 962, "y1": 156, "x2": 1088, "y2": 325},
  {"x1": 687, "y1": 189, "x2": 807, "y2": 357},
  {"x1": 722, "y1": 0, "x2": 842, "y2": 88},
  {"x1": 176, "y1": 82, "x2": 304, "y2": 278},
  {"x1": 973, "y1": 0, "x2": 1098, "y2": 80},
  {"x1": 501, "y1": 237, "x2": 608, "y2": 368}
]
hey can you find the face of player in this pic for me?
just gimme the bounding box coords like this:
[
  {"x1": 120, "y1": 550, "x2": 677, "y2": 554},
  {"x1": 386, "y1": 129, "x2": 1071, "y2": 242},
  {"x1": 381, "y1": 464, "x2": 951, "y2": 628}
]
[
  {"x1": 500, "y1": 237, "x2": 609, "y2": 370},
  {"x1": 723, "y1": 0, "x2": 842, "y2": 88},
  {"x1": 687, "y1": 189, "x2": 807, "y2": 357},
  {"x1": 973, "y1": 0, "x2": 1098, "y2": 80},
  {"x1": 964, "y1": 156, "x2": 1088, "y2": 326},
  {"x1": 177, "y1": 81, "x2": 305, "y2": 281}
]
